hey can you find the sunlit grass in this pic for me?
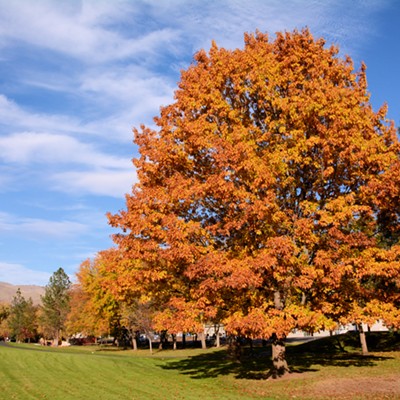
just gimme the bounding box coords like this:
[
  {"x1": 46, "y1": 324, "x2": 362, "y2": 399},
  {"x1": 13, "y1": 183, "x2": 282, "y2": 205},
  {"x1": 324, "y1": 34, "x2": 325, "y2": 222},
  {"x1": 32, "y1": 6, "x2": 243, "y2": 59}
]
[
  {"x1": 0, "y1": 344, "x2": 257, "y2": 400},
  {"x1": 1, "y1": 332, "x2": 399, "y2": 400}
]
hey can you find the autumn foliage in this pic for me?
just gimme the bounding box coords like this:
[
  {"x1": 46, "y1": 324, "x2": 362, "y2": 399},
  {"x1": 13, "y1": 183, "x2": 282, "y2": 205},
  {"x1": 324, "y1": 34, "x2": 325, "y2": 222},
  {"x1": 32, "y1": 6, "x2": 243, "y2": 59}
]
[{"x1": 104, "y1": 29, "x2": 400, "y2": 374}]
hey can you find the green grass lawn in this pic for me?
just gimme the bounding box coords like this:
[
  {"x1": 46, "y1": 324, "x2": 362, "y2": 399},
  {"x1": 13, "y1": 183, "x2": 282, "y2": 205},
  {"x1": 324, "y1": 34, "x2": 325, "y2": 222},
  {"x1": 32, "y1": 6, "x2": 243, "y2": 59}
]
[{"x1": 0, "y1": 332, "x2": 399, "y2": 400}]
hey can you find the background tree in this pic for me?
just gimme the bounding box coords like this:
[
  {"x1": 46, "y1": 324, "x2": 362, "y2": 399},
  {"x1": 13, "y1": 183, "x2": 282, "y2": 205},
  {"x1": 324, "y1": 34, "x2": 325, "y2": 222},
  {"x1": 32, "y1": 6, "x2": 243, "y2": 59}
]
[
  {"x1": 0, "y1": 302, "x2": 10, "y2": 340},
  {"x1": 40, "y1": 268, "x2": 71, "y2": 346},
  {"x1": 108, "y1": 29, "x2": 399, "y2": 376},
  {"x1": 153, "y1": 297, "x2": 207, "y2": 350},
  {"x1": 78, "y1": 249, "x2": 163, "y2": 351},
  {"x1": 65, "y1": 284, "x2": 111, "y2": 340},
  {"x1": 0, "y1": 302, "x2": 9, "y2": 321},
  {"x1": 73, "y1": 250, "x2": 129, "y2": 344},
  {"x1": 8, "y1": 289, "x2": 37, "y2": 343},
  {"x1": 119, "y1": 300, "x2": 157, "y2": 353}
]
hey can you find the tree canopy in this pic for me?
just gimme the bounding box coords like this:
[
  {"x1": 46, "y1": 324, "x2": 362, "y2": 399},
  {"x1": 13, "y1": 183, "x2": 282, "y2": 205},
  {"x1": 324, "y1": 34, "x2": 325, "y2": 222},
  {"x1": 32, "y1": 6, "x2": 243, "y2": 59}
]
[{"x1": 108, "y1": 28, "x2": 400, "y2": 375}]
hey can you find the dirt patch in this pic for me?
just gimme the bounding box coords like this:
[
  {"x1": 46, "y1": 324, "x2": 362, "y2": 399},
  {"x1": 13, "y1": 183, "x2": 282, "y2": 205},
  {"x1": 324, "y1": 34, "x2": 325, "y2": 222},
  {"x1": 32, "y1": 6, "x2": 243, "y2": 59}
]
[{"x1": 311, "y1": 375, "x2": 400, "y2": 399}]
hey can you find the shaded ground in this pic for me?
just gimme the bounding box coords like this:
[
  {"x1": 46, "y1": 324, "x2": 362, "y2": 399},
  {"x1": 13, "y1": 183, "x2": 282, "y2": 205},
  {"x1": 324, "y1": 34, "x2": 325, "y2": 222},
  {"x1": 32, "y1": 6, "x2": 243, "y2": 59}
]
[{"x1": 161, "y1": 332, "x2": 400, "y2": 399}]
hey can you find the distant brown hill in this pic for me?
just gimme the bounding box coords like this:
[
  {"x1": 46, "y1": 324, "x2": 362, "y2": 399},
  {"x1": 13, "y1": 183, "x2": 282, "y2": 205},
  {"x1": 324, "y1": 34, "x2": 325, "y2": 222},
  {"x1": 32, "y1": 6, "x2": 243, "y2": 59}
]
[{"x1": 0, "y1": 282, "x2": 45, "y2": 305}]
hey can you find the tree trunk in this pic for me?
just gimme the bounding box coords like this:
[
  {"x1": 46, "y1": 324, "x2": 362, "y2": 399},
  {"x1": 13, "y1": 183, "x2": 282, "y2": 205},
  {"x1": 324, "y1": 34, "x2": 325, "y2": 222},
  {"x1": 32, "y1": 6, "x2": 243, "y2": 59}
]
[
  {"x1": 132, "y1": 336, "x2": 138, "y2": 351},
  {"x1": 270, "y1": 334, "x2": 290, "y2": 378},
  {"x1": 172, "y1": 334, "x2": 177, "y2": 350},
  {"x1": 182, "y1": 332, "x2": 186, "y2": 348},
  {"x1": 199, "y1": 331, "x2": 207, "y2": 349},
  {"x1": 170, "y1": 334, "x2": 175, "y2": 350},
  {"x1": 269, "y1": 290, "x2": 290, "y2": 377},
  {"x1": 53, "y1": 330, "x2": 60, "y2": 347},
  {"x1": 228, "y1": 336, "x2": 242, "y2": 360},
  {"x1": 159, "y1": 330, "x2": 168, "y2": 349},
  {"x1": 358, "y1": 323, "x2": 369, "y2": 355},
  {"x1": 215, "y1": 333, "x2": 220, "y2": 348},
  {"x1": 164, "y1": 331, "x2": 168, "y2": 347},
  {"x1": 335, "y1": 335, "x2": 345, "y2": 352},
  {"x1": 148, "y1": 337, "x2": 153, "y2": 355}
]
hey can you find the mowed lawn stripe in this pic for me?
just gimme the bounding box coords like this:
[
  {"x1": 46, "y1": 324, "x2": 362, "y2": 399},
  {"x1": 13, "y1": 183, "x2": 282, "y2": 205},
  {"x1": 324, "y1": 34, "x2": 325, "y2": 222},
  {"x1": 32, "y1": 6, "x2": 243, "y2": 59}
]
[{"x1": 0, "y1": 345, "x2": 260, "y2": 400}]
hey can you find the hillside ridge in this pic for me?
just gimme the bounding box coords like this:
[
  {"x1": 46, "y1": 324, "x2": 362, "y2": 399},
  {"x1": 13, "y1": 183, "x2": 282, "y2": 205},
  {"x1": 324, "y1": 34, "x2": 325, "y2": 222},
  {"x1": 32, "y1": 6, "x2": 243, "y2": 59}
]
[{"x1": 0, "y1": 281, "x2": 45, "y2": 305}]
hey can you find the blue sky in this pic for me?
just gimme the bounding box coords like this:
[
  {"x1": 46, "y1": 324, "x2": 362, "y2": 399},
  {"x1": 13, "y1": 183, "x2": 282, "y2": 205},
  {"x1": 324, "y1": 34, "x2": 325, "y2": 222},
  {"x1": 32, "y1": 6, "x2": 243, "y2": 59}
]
[{"x1": 0, "y1": 0, "x2": 399, "y2": 286}]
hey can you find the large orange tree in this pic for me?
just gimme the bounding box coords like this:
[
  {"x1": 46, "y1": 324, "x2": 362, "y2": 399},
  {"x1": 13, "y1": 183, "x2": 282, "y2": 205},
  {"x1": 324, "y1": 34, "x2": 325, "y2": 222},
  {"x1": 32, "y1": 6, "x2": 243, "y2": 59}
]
[{"x1": 108, "y1": 29, "x2": 400, "y2": 375}]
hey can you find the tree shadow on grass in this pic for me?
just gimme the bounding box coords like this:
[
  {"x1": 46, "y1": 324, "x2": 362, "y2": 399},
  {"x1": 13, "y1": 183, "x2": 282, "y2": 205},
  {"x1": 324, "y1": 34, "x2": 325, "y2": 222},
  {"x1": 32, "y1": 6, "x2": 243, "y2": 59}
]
[
  {"x1": 288, "y1": 352, "x2": 391, "y2": 374},
  {"x1": 285, "y1": 331, "x2": 398, "y2": 374},
  {"x1": 160, "y1": 333, "x2": 396, "y2": 381},
  {"x1": 160, "y1": 347, "x2": 273, "y2": 380}
]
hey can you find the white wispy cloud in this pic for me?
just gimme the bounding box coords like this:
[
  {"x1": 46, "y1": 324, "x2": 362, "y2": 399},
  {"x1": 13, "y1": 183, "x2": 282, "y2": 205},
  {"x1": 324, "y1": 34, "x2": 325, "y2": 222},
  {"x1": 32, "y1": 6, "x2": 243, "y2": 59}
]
[
  {"x1": 51, "y1": 168, "x2": 136, "y2": 198},
  {"x1": 0, "y1": 212, "x2": 88, "y2": 240},
  {"x1": 0, "y1": 262, "x2": 51, "y2": 286},
  {"x1": 118, "y1": 0, "x2": 385, "y2": 57},
  {"x1": 1, "y1": 0, "x2": 389, "y2": 70},
  {"x1": 1, "y1": 0, "x2": 386, "y2": 147},
  {"x1": 0, "y1": 0, "x2": 179, "y2": 64},
  {"x1": 0, "y1": 95, "x2": 91, "y2": 135},
  {"x1": 0, "y1": 131, "x2": 130, "y2": 168},
  {"x1": 80, "y1": 65, "x2": 174, "y2": 108},
  {"x1": 0, "y1": 93, "x2": 135, "y2": 143},
  {"x1": 0, "y1": 130, "x2": 135, "y2": 197},
  {"x1": 79, "y1": 65, "x2": 175, "y2": 135}
]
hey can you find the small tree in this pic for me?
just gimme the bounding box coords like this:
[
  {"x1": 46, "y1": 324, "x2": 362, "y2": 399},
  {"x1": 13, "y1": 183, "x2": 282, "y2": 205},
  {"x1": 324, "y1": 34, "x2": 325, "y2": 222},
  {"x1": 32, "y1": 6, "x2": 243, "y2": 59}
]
[
  {"x1": 77, "y1": 250, "x2": 159, "y2": 352},
  {"x1": 0, "y1": 302, "x2": 10, "y2": 340},
  {"x1": 74, "y1": 251, "x2": 126, "y2": 340},
  {"x1": 8, "y1": 289, "x2": 37, "y2": 343},
  {"x1": 40, "y1": 268, "x2": 71, "y2": 346},
  {"x1": 65, "y1": 284, "x2": 111, "y2": 340},
  {"x1": 120, "y1": 300, "x2": 157, "y2": 353}
]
